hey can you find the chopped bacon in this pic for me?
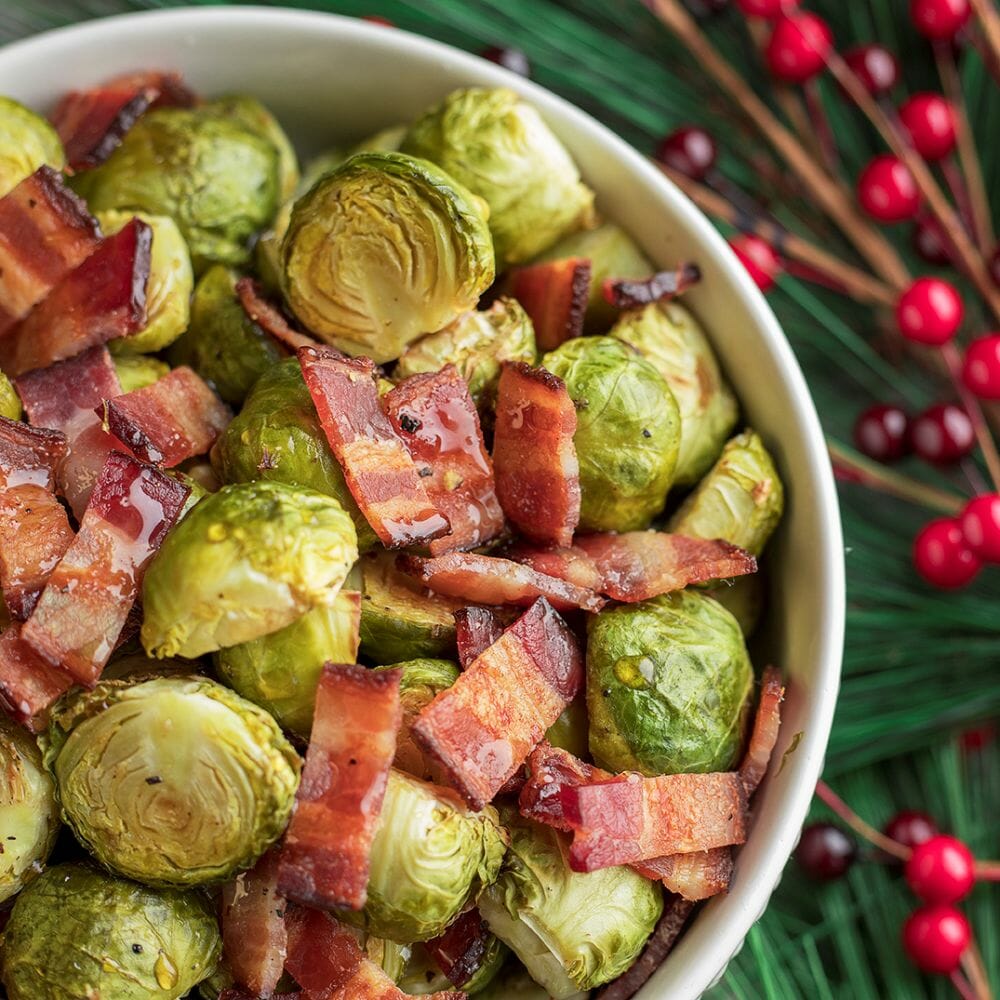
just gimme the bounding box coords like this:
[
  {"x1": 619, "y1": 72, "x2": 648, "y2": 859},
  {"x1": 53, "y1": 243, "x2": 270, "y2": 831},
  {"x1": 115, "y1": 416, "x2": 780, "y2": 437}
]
[
  {"x1": 424, "y1": 907, "x2": 494, "y2": 988},
  {"x1": 278, "y1": 664, "x2": 401, "y2": 911},
  {"x1": 412, "y1": 598, "x2": 582, "y2": 809},
  {"x1": 453, "y1": 606, "x2": 504, "y2": 670},
  {"x1": 631, "y1": 847, "x2": 734, "y2": 901},
  {"x1": 298, "y1": 347, "x2": 449, "y2": 548},
  {"x1": 222, "y1": 850, "x2": 287, "y2": 999},
  {"x1": 219, "y1": 991, "x2": 300, "y2": 1000},
  {"x1": 0, "y1": 416, "x2": 67, "y2": 490},
  {"x1": 492, "y1": 362, "x2": 580, "y2": 548},
  {"x1": 739, "y1": 666, "x2": 784, "y2": 796},
  {"x1": 507, "y1": 257, "x2": 591, "y2": 351},
  {"x1": 21, "y1": 451, "x2": 189, "y2": 685},
  {"x1": 0, "y1": 624, "x2": 74, "y2": 728},
  {"x1": 236, "y1": 277, "x2": 319, "y2": 351},
  {"x1": 101, "y1": 366, "x2": 231, "y2": 467},
  {"x1": 385, "y1": 366, "x2": 504, "y2": 555},
  {"x1": 399, "y1": 551, "x2": 604, "y2": 614},
  {"x1": 0, "y1": 166, "x2": 101, "y2": 335},
  {"x1": 602, "y1": 263, "x2": 701, "y2": 310}
]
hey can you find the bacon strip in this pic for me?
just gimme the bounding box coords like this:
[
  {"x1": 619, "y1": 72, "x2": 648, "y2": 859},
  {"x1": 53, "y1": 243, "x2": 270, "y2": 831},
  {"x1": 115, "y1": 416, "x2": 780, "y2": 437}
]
[
  {"x1": 424, "y1": 907, "x2": 494, "y2": 988},
  {"x1": 0, "y1": 167, "x2": 101, "y2": 336},
  {"x1": 220, "y1": 991, "x2": 300, "y2": 1000},
  {"x1": 631, "y1": 847, "x2": 734, "y2": 901},
  {"x1": 453, "y1": 606, "x2": 504, "y2": 670},
  {"x1": 0, "y1": 624, "x2": 75, "y2": 729},
  {"x1": 385, "y1": 366, "x2": 504, "y2": 555},
  {"x1": 298, "y1": 347, "x2": 449, "y2": 548},
  {"x1": 399, "y1": 551, "x2": 604, "y2": 614},
  {"x1": 236, "y1": 277, "x2": 319, "y2": 351},
  {"x1": 0, "y1": 219, "x2": 152, "y2": 377},
  {"x1": 739, "y1": 665, "x2": 784, "y2": 795},
  {"x1": 493, "y1": 362, "x2": 580, "y2": 548},
  {"x1": 101, "y1": 366, "x2": 231, "y2": 467},
  {"x1": 507, "y1": 257, "x2": 591, "y2": 351},
  {"x1": 602, "y1": 263, "x2": 701, "y2": 310},
  {"x1": 21, "y1": 451, "x2": 189, "y2": 685},
  {"x1": 0, "y1": 416, "x2": 67, "y2": 490},
  {"x1": 278, "y1": 664, "x2": 401, "y2": 911},
  {"x1": 412, "y1": 598, "x2": 582, "y2": 809}
]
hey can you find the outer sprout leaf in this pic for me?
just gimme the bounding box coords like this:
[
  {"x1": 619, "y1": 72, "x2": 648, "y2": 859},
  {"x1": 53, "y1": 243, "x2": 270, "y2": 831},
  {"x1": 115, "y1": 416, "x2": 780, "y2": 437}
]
[{"x1": 507, "y1": 257, "x2": 591, "y2": 351}]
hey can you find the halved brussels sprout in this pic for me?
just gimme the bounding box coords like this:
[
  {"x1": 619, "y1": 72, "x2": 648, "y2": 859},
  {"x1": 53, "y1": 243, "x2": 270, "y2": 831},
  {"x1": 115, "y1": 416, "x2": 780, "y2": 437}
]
[
  {"x1": 667, "y1": 429, "x2": 784, "y2": 556},
  {"x1": 395, "y1": 297, "x2": 537, "y2": 407},
  {"x1": 0, "y1": 96, "x2": 64, "y2": 198},
  {"x1": 281, "y1": 151, "x2": 495, "y2": 363},
  {"x1": 542, "y1": 336, "x2": 681, "y2": 532},
  {"x1": 0, "y1": 863, "x2": 221, "y2": 1000},
  {"x1": 0, "y1": 371, "x2": 22, "y2": 420},
  {"x1": 141, "y1": 480, "x2": 357, "y2": 658},
  {"x1": 610, "y1": 301, "x2": 738, "y2": 486},
  {"x1": 402, "y1": 87, "x2": 595, "y2": 265},
  {"x1": 586, "y1": 589, "x2": 753, "y2": 776},
  {"x1": 544, "y1": 696, "x2": 590, "y2": 760},
  {"x1": 0, "y1": 714, "x2": 59, "y2": 904},
  {"x1": 42, "y1": 675, "x2": 300, "y2": 886},
  {"x1": 705, "y1": 573, "x2": 765, "y2": 636},
  {"x1": 476, "y1": 961, "x2": 587, "y2": 1000},
  {"x1": 480, "y1": 812, "x2": 661, "y2": 999},
  {"x1": 398, "y1": 936, "x2": 507, "y2": 996},
  {"x1": 113, "y1": 353, "x2": 171, "y2": 393},
  {"x1": 211, "y1": 357, "x2": 376, "y2": 549}
]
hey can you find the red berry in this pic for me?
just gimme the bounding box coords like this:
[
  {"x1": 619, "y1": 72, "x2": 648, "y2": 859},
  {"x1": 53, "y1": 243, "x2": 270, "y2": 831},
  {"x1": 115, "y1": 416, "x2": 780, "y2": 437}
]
[
  {"x1": 959, "y1": 493, "x2": 1000, "y2": 562},
  {"x1": 962, "y1": 334, "x2": 1000, "y2": 399},
  {"x1": 895, "y1": 277, "x2": 964, "y2": 344},
  {"x1": 854, "y1": 404, "x2": 910, "y2": 462},
  {"x1": 884, "y1": 811, "x2": 940, "y2": 852},
  {"x1": 654, "y1": 126, "x2": 717, "y2": 181},
  {"x1": 481, "y1": 46, "x2": 531, "y2": 77},
  {"x1": 899, "y1": 94, "x2": 957, "y2": 161},
  {"x1": 913, "y1": 517, "x2": 981, "y2": 588},
  {"x1": 912, "y1": 219, "x2": 951, "y2": 265},
  {"x1": 857, "y1": 155, "x2": 920, "y2": 223},
  {"x1": 728, "y1": 234, "x2": 780, "y2": 291},
  {"x1": 843, "y1": 44, "x2": 900, "y2": 95},
  {"x1": 906, "y1": 835, "x2": 976, "y2": 904},
  {"x1": 795, "y1": 823, "x2": 857, "y2": 880},
  {"x1": 903, "y1": 905, "x2": 971, "y2": 974},
  {"x1": 910, "y1": 0, "x2": 971, "y2": 40},
  {"x1": 765, "y1": 13, "x2": 832, "y2": 83},
  {"x1": 735, "y1": 0, "x2": 799, "y2": 16},
  {"x1": 910, "y1": 404, "x2": 974, "y2": 463}
]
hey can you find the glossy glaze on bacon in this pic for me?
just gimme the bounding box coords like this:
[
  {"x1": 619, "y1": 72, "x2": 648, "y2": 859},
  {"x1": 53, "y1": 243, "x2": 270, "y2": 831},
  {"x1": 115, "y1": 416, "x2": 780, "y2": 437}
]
[
  {"x1": 278, "y1": 664, "x2": 401, "y2": 911},
  {"x1": 0, "y1": 416, "x2": 68, "y2": 491},
  {"x1": 739, "y1": 666, "x2": 784, "y2": 795},
  {"x1": 630, "y1": 847, "x2": 734, "y2": 901},
  {"x1": 0, "y1": 624, "x2": 74, "y2": 729},
  {"x1": 507, "y1": 257, "x2": 591, "y2": 351},
  {"x1": 602, "y1": 263, "x2": 701, "y2": 310},
  {"x1": 424, "y1": 907, "x2": 495, "y2": 988},
  {"x1": 453, "y1": 606, "x2": 504, "y2": 670},
  {"x1": 236, "y1": 277, "x2": 319, "y2": 351}
]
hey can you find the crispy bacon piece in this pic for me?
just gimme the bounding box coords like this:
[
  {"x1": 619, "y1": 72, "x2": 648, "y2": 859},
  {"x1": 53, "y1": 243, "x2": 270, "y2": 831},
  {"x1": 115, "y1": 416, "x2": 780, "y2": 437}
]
[
  {"x1": 0, "y1": 624, "x2": 74, "y2": 728},
  {"x1": 453, "y1": 606, "x2": 504, "y2": 670},
  {"x1": 425, "y1": 907, "x2": 495, "y2": 988},
  {"x1": 492, "y1": 362, "x2": 580, "y2": 548},
  {"x1": 298, "y1": 347, "x2": 449, "y2": 548},
  {"x1": 602, "y1": 263, "x2": 701, "y2": 311},
  {"x1": 385, "y1": 367, "x2": 504, "y2": 555},
  {"x1": 278, "y1": 664, "x2": 401, "y2": 911},
  {"x1": 739, "y1": 666, "x2": 784, "y2": 795},
  {"x1": 220, "y1": 991, "x2": 300, "y2": 1000},
  {"x1": 0, "y1": 416, "x2": 67, "y2": 490},
  {"x1": 21, "y1": 451, "x2": 189, "y2": 685},
  {"x1": 0, "y1": 166, "x2": 101, "y2": 335},
  {"x1": 631, "y1": 847, "x2": 734, "y2": 901},
  {"x1": 412, "y1": 598, "x2": 582, "y2": 809},
  {"x1": 399, "y1": 551, "x2": 604, "y2": 614},
  {"x1": 507, "y1": 257, "x2": 591, "y2": 351},
  {"x1": 236, "y1": 277, "x2": 319, "y2": 351},
  {"x1": 101, "y1": 366, "x2": 231, "y2": 467}
]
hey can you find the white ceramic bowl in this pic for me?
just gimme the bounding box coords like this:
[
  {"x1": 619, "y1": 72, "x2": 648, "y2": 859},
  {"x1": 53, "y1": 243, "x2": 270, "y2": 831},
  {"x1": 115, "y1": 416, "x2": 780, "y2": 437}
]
[{"x1": 0, "y1": 9, "x2": 845, "y2": 997}]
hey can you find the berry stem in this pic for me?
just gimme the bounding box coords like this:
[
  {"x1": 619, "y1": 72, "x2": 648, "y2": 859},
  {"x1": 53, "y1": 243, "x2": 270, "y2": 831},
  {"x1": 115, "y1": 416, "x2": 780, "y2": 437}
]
[
  {"x1": 974, "y1": 861, "x2": 1000, "y2": 880},
  {"x1": 804, "y1": 79, "x2": 840, "y2": 175},
  {"x1": 814, "y1": 780, "x2": 911, "y2": 860},
  {"x1": 950, "y1": 969, "x2": 982, "y2": 1000},
  {"x1": 940, "y1": 159, "x2": 977, "y2": 243},
  {"x1": 968, "y1": 0, "x2": 1000, "y2": 88},
  {"x1": 940, "y1": 342, "x2": 1000, "y2": 495},
  {"x1": 961, "y1": 936, "x2": 995, "y2": 1000}
]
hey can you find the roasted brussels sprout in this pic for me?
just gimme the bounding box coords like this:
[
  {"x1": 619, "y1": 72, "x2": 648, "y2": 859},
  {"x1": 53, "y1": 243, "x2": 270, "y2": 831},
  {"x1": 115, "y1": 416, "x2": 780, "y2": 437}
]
[
  {"x1": 480, "y1": 812, "x2": 661, "y2": 998},
  {"x1": 0, "y1": 96, "x2": 64, "y2": 197},
  {"x1": 667, "y1": 429, "x2": 784, "y2": 556},
  {"x1": 0, "y1": 714, "x2": 59, "y2": 903},
  {"x1": 141, "y1": 481, "x2": 357, "y2": 658},
  {"x1": 211, "y1": 357, "x2": 376, "y2": 549},
  {"x1": 281, "y1": 151, "x2": 494, "y2": 363},
  {"x1": 542, "y1": 336, "x2": 681, "y2": 532},
  {"x1": 544, "y1": 696, "x2": 590, "y2": 760},
  {"x1": 113, "y1": 353, "x2": 171, "y2": 393},
  {"x1": 705, "y1": 573, "x2": 765, "y2": 636},
  {"x1": 586, "y1": 590, "x2": 753, "y2": 776},
  {"x1": 42, "y1": 675, "x2": 300, "y2": 886},
  {"x1": 398, "y1": 936, "x2": 507, "y2": 995},
  {"x1": 350, "y1": 124, "x2": 407, "y2": 158},
  {"x1": 610, "y1": 301, "x2": 738, "y2": 485},
  {"x1": 72, "y1": 107, "x2": 280, "y2": 271},
  {"x1": 0, "y1": 371, "x2": 22, "y2": 420},
  {"x1": 402, "y1": 87, "x2": 595, "y2": 265},
  {"x1": 0, "y1": 863, "x2": 221, "y2": 1000},
  {"x1": 477, "y1": 961, "x2": 587, "y2": 1000},
  {"x1": 198, "y1": 964, "x2": 236, "y2": 1000}
]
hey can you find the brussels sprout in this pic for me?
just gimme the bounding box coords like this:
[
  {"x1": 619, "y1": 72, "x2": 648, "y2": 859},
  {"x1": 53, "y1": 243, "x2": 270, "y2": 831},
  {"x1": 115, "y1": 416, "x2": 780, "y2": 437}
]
[
  {"x1": 281, "y1": 151, "x2": 495, "y2": 363},
  {"x1": 211, "y1": 358, "x2": 376, "y2": 549},
  {"x1": 402, "y1": 87, "x2": 595, "y2": 265},
  {"x1": 352, "y1": 770, "x2": 508, "y2": 943},
  {"x1": 351, "y1": 124, "x2": 407, "y2": 158},
  {"x1": 395, "y1": 297, "x2": 537, "y2": 407},
  {"x1": 480, "y1": 812, "x2": 661, "y2": 998},
  {"x1": 215, "y1": 588, "x2": 361, "y2": 738},
  {"x1": 168, "y1": 265, "x2": 284, "y2": 404},
  {"x1": 544, "y1": 696, "x2": 590, "y2": 760},
  {"x1": 198, "y1": 964, "x2": 236, "y2": 1000},
  {"x1": 0, "y1": 863, "x2": 221, "y2": 1000},
  {"x1": 398, "y1": 937, "x2": 507, "y2": 995},
  {"x1": 359, "y1": 552, "x2": 465, "y2": 664},
  {"x1": 586, "y1": 590, "x2": 752, "y2": 776},
  {"x1": 667, "y1": 429, "x2": 784, "y2": 556},
  {"x1": 0, "y1": 371, "x2": 22, "y2": 420},
  {"x1": 538, "y1": 223, "x2": 653, "y2": 333},
  {"x1": 542, "y1": 336, "x2": 681, "y2": 532},
  {"x1": 97, "y1": 210, "x2": 194, "y2": 354},
  {"x1": 141, "y1": 481, "x2": 357, "y2": 658},
  {"x1": 72, "y1": 107, "x2": 280, "y2": 272},
  {"x1": 42, "y1": 675, "x2": 300, "y2": 886},
  {"x1": 0, "y1": 714, "x2": 59, "y2": 903},
  {"x1": 476, "y1": 961, "x2": 588, "y2": 1000},
  {"x1": 113, "y1": 353, "x2": 171, "y2": 393},
  {"x1": 705, "y1": 573, "x2": 765, "y2": 636},
  {"x1": 101, "y1": 650, "x2": 198, "y2": 682},
  {"x1": 610, "y1": 301, "x2": 738, "y2": 486},
  {"x1": 0, "y1": 96, "x2": 64, "y2": 198}
]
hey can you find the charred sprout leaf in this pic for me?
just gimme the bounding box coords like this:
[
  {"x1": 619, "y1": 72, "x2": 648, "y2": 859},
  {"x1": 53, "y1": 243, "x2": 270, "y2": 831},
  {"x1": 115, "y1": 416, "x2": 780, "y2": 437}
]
[
  {"x1": 586, "y1": 590, "x2": 753, "y2": 776},
  {"x1": 112, "y1": 353, "x2": 170, "y2": 393},
  {"x1": 0, "y1": 372, "x2": 22, "y2": 420},
  {"x1": 402, "y1": 87, "x2": 595, "y2": 265},
  {"x1": 400, "y1": 935, "x2": 507, "y2": 995},
  {"x1": 281, "y1": 151, "x2": 494, "y2": 363},
  {"x1": 141, "y1": 480, "x2": 357, "y2": 658},
  {"x1": 0, "y1": 97, "x2": 65, "y2": 198},
  {"x1": 542, "y1": 336, "x2": 680, "y2": 532},
  {"x1": 705, "y1": 573, "x2": 765, "y2": 636},
  {"x1": 0, "y1": 862, "x2": 221, "y2": 1000},
  {"x1": 42, "y1": 675, "x2": 300, "y2": 886}
]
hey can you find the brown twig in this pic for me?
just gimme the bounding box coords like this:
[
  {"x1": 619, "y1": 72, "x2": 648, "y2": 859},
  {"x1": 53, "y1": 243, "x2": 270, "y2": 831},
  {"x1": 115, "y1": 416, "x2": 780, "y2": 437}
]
[
  {"x1": 815, "y1": 780, "x2": 911, "y2": 860},
  {"x1": 941, "y1": 343, "x2": 1000, "y2": 494},
  {"x1": 961, "y1": 935, "x2": 995, "y2": 1000},
  {"x1": 969, "y1": 0, "x2": 1000, "y2": 88},
  {"x1": 804, "y1": 79, "x2": 840, "y2": 175},
  {"x1": 951, "y1": 969, "x2": 984, "y2": 1000}
]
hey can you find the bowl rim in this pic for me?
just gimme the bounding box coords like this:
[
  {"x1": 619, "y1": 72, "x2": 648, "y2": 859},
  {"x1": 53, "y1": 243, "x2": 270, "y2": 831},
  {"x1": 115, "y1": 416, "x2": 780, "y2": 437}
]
[{"x1": 0, "y1": 7, "x2": 846, "y2": 997}]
